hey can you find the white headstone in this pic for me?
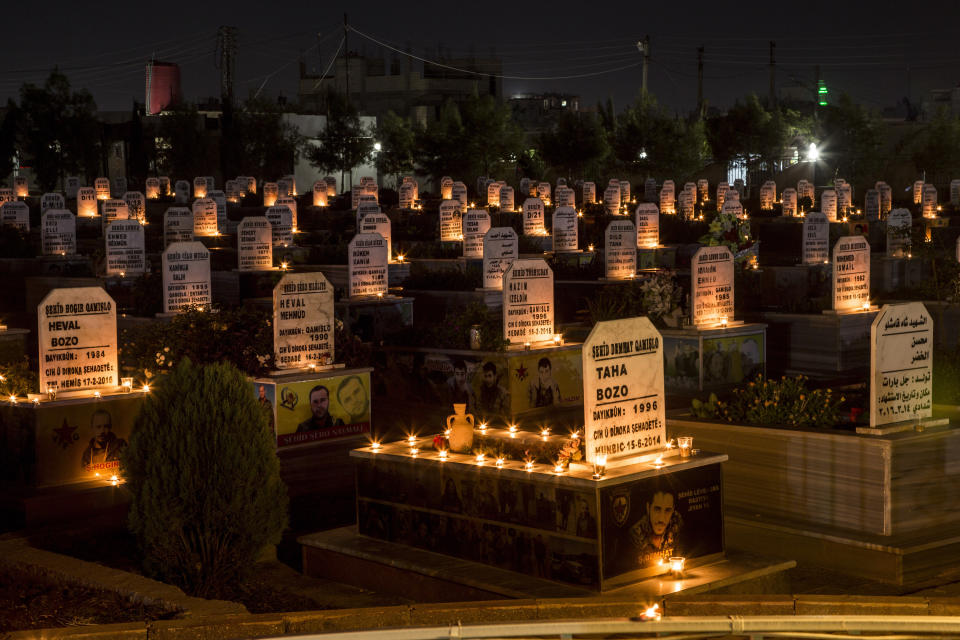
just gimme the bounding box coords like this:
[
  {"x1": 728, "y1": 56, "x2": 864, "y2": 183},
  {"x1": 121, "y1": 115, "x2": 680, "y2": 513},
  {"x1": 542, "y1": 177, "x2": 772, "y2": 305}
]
[
  {"x1": 781, "y1": 188, "x2": 798, "y2": 217},
  {"x1": 865, "y1": 189, "x2": 880, "y2": 221},
  {"x1": 398, "y1": 183, "x2": 415, "y2": 209},
  {"x1": 101, "y1": 199, "x2": 129, "y2": 233},
  {"x1": 582, "y1": 316, "x2": 665, "y2": 463},
  {"x1": 797, "y1": 179, "x2": 814, "y2": 208},
  {"x1": 499, "y1": 185, "x2": 515, "y2": 211},
  {"x1": 921, "y1": 184, "x2": 937, "y2": 218},
  {"x1": 77, "y1": 187, "x2": 98, "y2": 217},
  {"x1": 145, "y1": 177, "x2": 160, "y2": 200},
  {"x1": 276, "y1": 195, "x2": 297, "y2": 228},
  {"x1": 536, "y1": 182, "x2": 551, "y2": 203},
  {"x1": 951, "y1": 179, "x2": 960, "y2": 207},
  {"x1": 238, "y1": 217, "x2": 273, "y2": 271},
  {"x1": 502, "y1": 258, "x2": 554, "y2": 345},
  {"x1": 348, "y1": 232, "x2": 389, "y2": 298},
  {"x1": 0, "y1": 188, "x2": 14, "y2": 205},
  {"x1": 487, "y1": 181, "x2": 502, "y2": 208},
  {"x1": 462, "y1": 209, "x2": 491, "y2": 259},
  {"x1": 439, "y1": 200, "x2": 462, "y2": 241},
  {"x1": 356, "y1": 200, "x2": 380, "y2": 229},
  {"x1": 619, "y1": 180, "x2": 631, "y2": 204},
  {"x1": 716, "y1": 181, "x2": 728, "y2": 211},
  {"x1": 886, "y1": 208, "x2": 912, "y2": 258},
  {"x1": 192, "y1": 198, "x2": 218, "y2": 236},
  {"x1": 878, "y1": 182, "x2": 892, "y2": 215},
  {"x1": 697, "y1": 179, "x2": 709, "y2": 203},
  {"x1": 65, "y1": 176, "x2": 81, "y2": 199},
  {"x1": 123, "y1": 191, "x2": 146, "y2": 224},
  {"x1": 13, "y1": 176, "x2": 29, "y2": 198},
  {"x1": 1, "y1": 201, "x2": 29, "y2": 231},
  {"x1": 323, "y1": 177, "x2": 336, "y2": 197},
  {"x1": 635, "y1": 203, "x2": 659, "y2": 249},
  {"x1": 111, "y1": 176, "x2": 127, "y2": 198},
  {"x1": 277, "y1": 178, "x2": 292, "y2": 199},
  {"x1": 832, "y1": 235, "x2": 871, "y2": 312},
  {"x1": 678, "y1": 189, "x2": 695, "y2": 219},
  {"x1": 838, "y1": 183, "x2": 852, "y2": 212},
  {"x1": 312, "y1": 181, "x2": 329, "y2": 207},
  {"x1": 802, "y1": 212, "x2": 829, "y2": 265},
  {"x1": 163, "y1": 207, "x2": 194, "y2": 247},
  {"x1": 659, "y1": 183, "x2": 675, "y2": 215},
  {"x1": 193, "y1": 177, "x2": 208, "y2": 199},
  {"x1": 552, "y1": 206, "x2": 578, "y2": 252},
  {"x1": 440, "y1": 177, "x2": 453, "y2": 200},
  {"x1": 522, "y1": 197, "x2": 546, "y2": 235},
  {"x1": 203, "y1": 176, "x2": 215, "y2": 192},
  {"x1": 482, "y1": 227, "x2": 518, "y2": 289},
  {"x1": 41, "y1": 192, "x2": 65, "y2": 213},
  {"x1": 159, "y1": 177, "x2": 171, "y2": 196},
  {"x1": 41, "y1": 210, "x2": 76, "y2": 255},
  {"x1": 452, "y1": 181, "x2": 468, "y2": 209},
  {"x1": 721, "y1": 199, "x2": 743, "y2": 218},
  {"x1": 759, "y1": 182, "x2": 775, "y2": 210},
  {"x1": 265, "y1": 206, "x2": 293, "y2": 246},
  {"x1": 583, "y1": 181, "x2": 596, "y2": 204},
  {"x1": 94, "y1": 177, "x2": 111, "y2": 200},
  {"x1": 273, "y1": 272, "x2": 335, "y2": 369},
  {"x1": 821, "y1": 189, "x2": 838, "y2": 221},
  {"x1": 38, "y1": 287, "x2": 118, "y2": 394},
  {"x1": 360, "y1": 212, "x2": 392, "y2": 260},
  {"x1": 263, "y1": 182, "x2": 279, "y2": 207},
  {"x1": 174, "y1": 180, "x2": 190, "y2": 204},
  {"x1": 691, "y1": 245, "x2": 735, "y2": 327},
  {"x1": 209, "y1": 190, "x2": 227, "y2": 229},
  {"x1": 912, "y1": 180, "x2": 923, "y2": 205},
  {"x1": 605, "y1": 220, "x2": 637, "y2": 280},
  {"x1": 870, "y1": 302, "x2": 932, "y2": 428},
  {"x1": 105, "y1": 220, "x2": 146, "y2": 276},
  {"x1": 162, "y1": 241, "x2": 211, "y2": 314},
  {"x1": 603, "y1": 186, "x2": 621, "y2": 215},
  {"x1": 644, "y1": 178, "x2": 657, "y2": 203}
]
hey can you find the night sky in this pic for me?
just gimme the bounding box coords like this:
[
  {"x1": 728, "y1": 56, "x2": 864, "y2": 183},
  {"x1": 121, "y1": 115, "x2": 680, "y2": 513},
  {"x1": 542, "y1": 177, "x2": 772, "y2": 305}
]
[{"x1": 4, "y1": 0, "x2": 960, "y2": 115}]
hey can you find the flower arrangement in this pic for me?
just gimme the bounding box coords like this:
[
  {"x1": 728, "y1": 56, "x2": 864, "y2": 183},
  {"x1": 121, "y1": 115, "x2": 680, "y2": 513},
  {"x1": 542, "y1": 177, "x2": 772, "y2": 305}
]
[
  {"x1": 691, "y1": 375, "x2": 844, "y2": 429},
  {"x1": 698, "y1": 211, "x2": 755, "y2": 259},
  {"x1": 431, "y1": 429, "x2": 584, "y2": 466}
]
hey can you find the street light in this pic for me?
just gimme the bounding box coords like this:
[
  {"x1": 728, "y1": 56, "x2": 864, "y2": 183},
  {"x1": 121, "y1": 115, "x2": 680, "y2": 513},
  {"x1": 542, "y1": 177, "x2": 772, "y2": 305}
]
[
  {"x1": 373, "y1": 142, "x2": 382, "y2": 152},
  {"x1": 807, "y1": 143, "x2": 819, "y2": 162}
]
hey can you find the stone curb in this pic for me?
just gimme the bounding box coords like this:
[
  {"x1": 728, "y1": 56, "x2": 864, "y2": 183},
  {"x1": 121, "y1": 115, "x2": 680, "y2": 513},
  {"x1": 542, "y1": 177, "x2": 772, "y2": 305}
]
[{"x1": 10, "y1": 595, "x2": 960, "y2": 640}]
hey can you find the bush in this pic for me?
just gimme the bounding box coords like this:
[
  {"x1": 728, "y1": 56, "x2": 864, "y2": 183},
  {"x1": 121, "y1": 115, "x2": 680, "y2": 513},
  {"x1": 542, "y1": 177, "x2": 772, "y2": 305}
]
[
  {"x1": 122, "y1": 359, "x2": 288, "y2": 598},
  {"x1": 691, "y1": 375, "x2": 844, "y2": 429}
]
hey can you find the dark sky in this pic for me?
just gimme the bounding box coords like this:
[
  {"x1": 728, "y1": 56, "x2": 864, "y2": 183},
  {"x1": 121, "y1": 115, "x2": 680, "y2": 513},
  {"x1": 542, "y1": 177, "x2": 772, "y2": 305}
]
[{"x1": 4, "y1": 1, "x2": 960, "y2": 116}]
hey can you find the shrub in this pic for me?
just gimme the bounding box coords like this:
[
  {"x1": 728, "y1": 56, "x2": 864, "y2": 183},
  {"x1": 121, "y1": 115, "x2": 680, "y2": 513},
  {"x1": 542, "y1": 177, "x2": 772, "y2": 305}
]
[
  {"x1": 691, "y1": 375, "x2": 844, "y2": 429},
  {"x1": 122, "y1": 359, "x2": 288, "y2": 598}
]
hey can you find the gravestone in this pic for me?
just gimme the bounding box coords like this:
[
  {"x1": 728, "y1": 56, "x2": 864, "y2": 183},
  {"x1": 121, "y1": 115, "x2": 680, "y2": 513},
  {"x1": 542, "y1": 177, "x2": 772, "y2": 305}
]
[
  {"x1": 439, "y1": 199, "x2": 463, "y2": 241},
  {"x1": 482, "y1": 227, "x2": 518, "y2": 289},
  {"x1": 360, "y1": 212, "x2": 392, "y2": 260},
  {"x1": 77, "y1": 187, "x2": 98, "y2": 217},
  {"x1": 886, "y1": 208, "x2": 912, "y2": 258},
  {"x1": 619, "y1": 180, "x2": 631, "y2": 204},
  {"x1": 522, "y1": 197, "x2": 546, "y2": 235},
  {"x1": 38, "y1": 287, "x2": 118, "y2": 394},
  {"x1": 263, "y1": 182, "x2": 279, "y2": 207},
  {"x1": 210, "y1": 190, "x2": 228, "y2": 229},
  {"x1": 105, "y1": 220, "x2": 146, "y2": 276},
  {"x1": 678, "y1": 189, "x2": 694, "y2": 219},
  {"x1": 838, "y1": 183, "x2": 852, "y2": 212},
  {"x1": 502, "y1": 258, "x2": 554, "y2": 345},
  {"x1": 276, "y1": 195, "x2": 297, "y2": 228},
  {"x1": 111, "y1": 176, "x2": 127, "y2": 198},
  {"x1": 733, "y1": 179, "x2": 744, "y2": 197},
  {"x1": 821, "y1": 189, "x2": 838, "y2": 221},
  {"x1": 463, "y1": 209, "x2": 491, "y2": 258},
  {"x1": 635, "y1": 203, "x2": 659, "y2": 248},
  {"x1": 659, "y1": 182, "x2": 675, "y2": 215},
  {"x1": 644, "y1": 178, "x2": 657, "y2": 203},
  {"x1": 14, "y1": 175, "x2": 29, "y2": 197},
  {"x1": 398, "y1": 182, "x2": 415, "y2": 209},
  {"x1": 802, "y1": 212, "x2": 829, "y2": 265},
  {"x1": 0, "y1": 188, "x2": 14, "y2": 204},
  {"x1": 123, "y1": 191, "x2": 146, "y2": 224},
  {"x1": 1, "y1": 201, "x2": 29, "y2": 231},
  {"x1": 697, "y1": 179, "x2": 709, "y2": 203},
  {"x1": 348, "y1": 233, "x2": 388, "y2": 298},
  {"x1": 537, "y1": 181, "x2": 551, "y2": 203},
  {"x1": 356, "y1": 200, "x2": 380, "y2": 229},
  {"x1": 159, "y1": 176, "x2": 171, "y2": 196},
  {"x1": 721, "y1": 199, "x2": 743, "y2": 218},
  {"x1": 192, "y1": 198, "x2": 218, "y2": 236},
  {"x1": 583, "y1": 181, "x2": 596, "y2": 204},
  {"x1": 487, "y1": 181, "x2": 502, "y2": 208},
  {"x1": 582, "y1": 316, "x2": 665, "y2": 463},
  {"x1": 921, "y1": 184, "x2": 937, "y2": 218},
  {"x1": 265, "y1": 206, "x2": 293, "y2": 246},
  {"x1": 870, "y1": 302, "x2": 932, "y2": 428},
  {"x1": 691, "y1": 245, "x2": 734, "y2": 327},
  {"x1": 41, "y1": 210, "x2": 76, "y2": 255},
  {"x1": 145, "y1": 177, "x2": 160, "y2": 199},
  {"x1": 162, "y1": 241, "x2": 211, "y2": 314},
  {"x1": 878, "y1": 182, "x2": 892, "y2": 215},
  {"x1": 499, "y1": 185, "x2": 515, "y2": 211},
  {"x1": 797, "y1": 179, "x2": 814, "y2": 208},
  {"x1": 440, "y1": 177, "x2": 453, "y2": 200},
  {"x1": 951, "y1": 179, "x2": 960, "y2": 207},
  {"x1": 912, "y1": 180, "x2": 923, "y2": 205},
  {"x1": 225, "y1": 180, "x2": 241, "y2": 203},
  {"x1": 277, "y1": 178, "x2": 292, "y2": 199},
  {"x1": 65, "y1": 176, "x2": 81, "y2": 199},
  {"x1": 203, "y1": 176, "x2": 215, "y2": 192},
  {"x1": 552, "y1": 206, "x2": 578, "y2": 252},
  {"x1": 101, "y1": 199, "x2": 129, "y2": 233},
  {"x1": 42, "y1": 192, "x2": 65, "y2": 213},
  {"x1": 604, "y1": 220, "x2": 637, "y2": 280},
  {"x1": 193, "y1": 177, "x2": 208, "y2": 199},
  {"x1": 238, "y1": 217, "x2": 273, "y2": 271},
  {"x1": 716, "y1": 181, "x2": 728, "y2": 211},
  {"x1": 324, "y1": 176, "x2": 336, "y2": 197},
  {"x1": 163, "y1": 207, "x2": 194, "y2": 247},
  {"x1": 781, "y1": 188, "x2": 798, "y2": 217},
  {"x1": 759, "y1": 182, "x2": 775, "y2": 210},
  {"x1": 832, "y1": 236, "x2": 871, "y2": 312},
  {"x1": 520, "y1": 178, "x2": 531, "y2": 196},
  {"x1": 865, "y1": 189, "x2": 880, "y2": 221},
  {"x1": 274, "y1": 272, "x2": 335, "y2": 369},
  {"x1": 174, "y1": 180, "x2": 190, "y2": 204},
  {"x1": 603, "y1": 186, "x2": 621, "y2": 215},
  {"x1": 452, "y1": 181, "x2": 468, "y2": 209}
]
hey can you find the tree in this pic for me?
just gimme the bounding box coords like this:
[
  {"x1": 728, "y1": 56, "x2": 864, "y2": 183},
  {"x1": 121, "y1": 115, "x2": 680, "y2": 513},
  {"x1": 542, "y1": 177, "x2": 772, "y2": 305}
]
[
  {"x1": 123, "y1": 358, "x2": 288, "y2": 598},
  {"x1": 818, "y1": 94, "x2": 883, "y2": 191},
  {"x1": 16, "y1": 70, "x2": 100, "y2": 191},
  {"x1": 306, "y1": 90, "x2": 373, "y2": 189},
  {"x1": 0, "y1": 100, "x2": 19, "y2": 183},
  {"x1": 373, "y1": 110, "x2": 415, "y2": 187},
  {"x1": 223, "y1": 97, "x2": 303, "y2": 182},
  {"x1": 415, "y1": 100, "x2": 469, "y2": 182},
  {"x1": 613, "y1": 95, "x2": 707, "y2": 180},
  {"x1": 910, "y1": 108, "x2": 960, "y2": 180},
  {"x1": 536, "y1": 110, "x2": 609, "y2": 181},
  {"x1": 706, "y1": 94, "x2": 788, "y2": 175},
  {"x1": 157, "y1": 103, "x2": 216, "y2": 179}
]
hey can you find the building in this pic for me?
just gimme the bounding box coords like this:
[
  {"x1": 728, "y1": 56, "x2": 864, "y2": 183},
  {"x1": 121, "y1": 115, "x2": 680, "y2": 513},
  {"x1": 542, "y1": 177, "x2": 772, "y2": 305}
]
[{"x1": 508, "y1": 93, "x2": 581, "y2": 136}]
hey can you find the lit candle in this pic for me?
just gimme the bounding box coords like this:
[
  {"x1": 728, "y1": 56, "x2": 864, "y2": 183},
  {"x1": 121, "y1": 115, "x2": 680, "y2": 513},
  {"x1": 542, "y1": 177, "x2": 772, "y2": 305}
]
[
  {"x1": 677, "y1": 436, "x2": 693, "y2": 458},
  {"x1": 121, "y1": 378, "x2": 133, "y2": 392},
  {"x1": 370, "y1": 441, "x2": 381, "y2": 452},
  {"x1": 653, "y1": 455, "x2": 665, "y2": 468},
  {"x1": 478, "y1": 422, "x2": 488, "y2": 434},
  {"x1": 524, "y1": 460, "x2": 534, "y2": 472},
  {"x1": 438, "y1": 449, "x2": 448, "y2": 461},
  {"x1": 669, "y1": 556, "x2": 686, "y2": 577},
  {"x1": 554, "y1": 461, "x2": 565, "y2": 474},
  {"x1": 93, "y1": 391, "x2": 102, "y2": 399},
  {"x1": 475, "y1": 453, "x2": 486, "y2": 465},
  {"x1": 142, "y1": 383, "x2": 150, "y2": 393},
  {"x1": 495, "y1": 457, "x2": 505, "y2": 469},
  {"x1": 592, "y1": 453, "x2": 607, "y2": 480}
]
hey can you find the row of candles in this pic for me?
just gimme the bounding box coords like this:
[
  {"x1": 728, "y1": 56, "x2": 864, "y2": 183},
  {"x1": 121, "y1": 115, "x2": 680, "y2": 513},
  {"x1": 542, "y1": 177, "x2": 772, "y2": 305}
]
[{"x1": 6, "y1": 377, "x2": 150, "y2": 404}]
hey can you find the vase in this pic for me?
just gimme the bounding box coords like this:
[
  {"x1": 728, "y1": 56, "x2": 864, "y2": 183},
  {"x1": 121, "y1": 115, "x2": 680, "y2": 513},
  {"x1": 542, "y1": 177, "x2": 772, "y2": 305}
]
[{"x1": 446, "y1": 403, "x2": 475, "y2": 452}]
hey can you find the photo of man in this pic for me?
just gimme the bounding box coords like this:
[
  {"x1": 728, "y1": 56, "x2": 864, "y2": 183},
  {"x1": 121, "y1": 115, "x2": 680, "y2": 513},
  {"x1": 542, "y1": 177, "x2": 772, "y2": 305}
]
[
  {"x1": 257, "y1": 383, "x2": 275, "y2": 433},
  {"x1": 477, "y1": 361, "x2": 510, "y2": 416},
  {"x1": 629, "y1": 488, "x2": 683, "y2": 568},
  {"x1": 337, "y1": 375, "x2": 370, "y2": 424},
  {"x1": 528, "y1": 357, "x2": 561, "y2": 407},
  {"x1": 81, "y1": 409, "x2": 127, "y2": 470},
  {"x1": 296, "y1": 385, "x2": 344, "y2": 432},
  {"x1": 445, "y1": 359, "x2": 475, "y2": 412}
]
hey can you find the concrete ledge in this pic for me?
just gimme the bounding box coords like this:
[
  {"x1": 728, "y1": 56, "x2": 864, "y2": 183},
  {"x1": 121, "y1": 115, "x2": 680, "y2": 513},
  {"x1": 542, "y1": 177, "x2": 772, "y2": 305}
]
[
  {"x1": 794, "y1": 594, "x2": 930, "y2": 615},
  {"x1": 663, "y1": 594, "x2": 795, "y2": 616}
]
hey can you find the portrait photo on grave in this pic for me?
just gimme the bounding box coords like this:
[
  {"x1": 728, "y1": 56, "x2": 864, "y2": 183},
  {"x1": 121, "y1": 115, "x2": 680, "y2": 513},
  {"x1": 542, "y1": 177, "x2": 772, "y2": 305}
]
[
  {"x1": 249, "y1": 381, "x2": 277, "y2": 435},
  {"x1": 274, "y1": 373, "x2": 371, "y2": 447},
  {"x1": 510, "y1": 351, "x2": 582, "y2": 412},
  {"x1": 600, "y1": 464, "x2": 722, "y2": 580},
  {"x1": 701, "y1": 333, "x2": 765, "y2": 385},
  {"x1": 663, "y1": 336, "x2": 701, "y2": 391}
]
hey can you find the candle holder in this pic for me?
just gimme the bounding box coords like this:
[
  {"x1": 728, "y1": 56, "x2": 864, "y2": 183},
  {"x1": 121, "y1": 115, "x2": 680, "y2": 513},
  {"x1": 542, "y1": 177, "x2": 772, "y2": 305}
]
[
  {"x1": 438, "y1": 449, "x2": 448, "y2": 461},
  {"x1": 46, "y1": 382, "x2": 58, "y2": 401},
  {"x1": 677, "y1": 436, "x2": 693, "y2": 458},
  {"x1": 121, "y1": 377, "x2": 133, "y2": 393},
  {"x1": 592, "y1": 454, "x2": 607, "y2": 480},
  {"x1": 370, "y1": 441, "x2": 381, "y2": 452},
  {"x1": 669, "y1": 556, "x2": 685, "y2": 578}
]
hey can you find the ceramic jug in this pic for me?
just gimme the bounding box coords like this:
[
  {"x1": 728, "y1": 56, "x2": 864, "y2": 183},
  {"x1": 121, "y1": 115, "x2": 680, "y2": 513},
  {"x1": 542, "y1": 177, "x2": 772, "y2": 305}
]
[{"x1": 446, "y1": 403, "x2": 475, "y2": 452}]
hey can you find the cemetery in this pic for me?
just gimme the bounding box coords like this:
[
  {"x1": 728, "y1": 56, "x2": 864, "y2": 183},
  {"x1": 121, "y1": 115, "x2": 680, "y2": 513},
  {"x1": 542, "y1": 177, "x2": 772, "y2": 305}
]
[{"x1": 5, "y1": 160, "x2": 960, "y2": 630}]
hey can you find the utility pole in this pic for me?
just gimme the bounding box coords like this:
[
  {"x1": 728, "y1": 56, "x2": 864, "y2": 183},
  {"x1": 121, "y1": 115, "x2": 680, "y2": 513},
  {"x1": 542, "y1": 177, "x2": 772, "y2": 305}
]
[
  {"x1": 697, "y1": 46, "x2": 704, "y2": 119},
  {"x1": 768, "y1": 40, "x2": 776, "y2": 107},
  {"x1": 343, "y1": 13, "x2": 350, "y2": 106},
  {"x1": 216, "y1": 26, "x2": 237, "y2": 105},
  {"x1": 637, "y1": 35, "x2": 650, "y2": 99}
]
